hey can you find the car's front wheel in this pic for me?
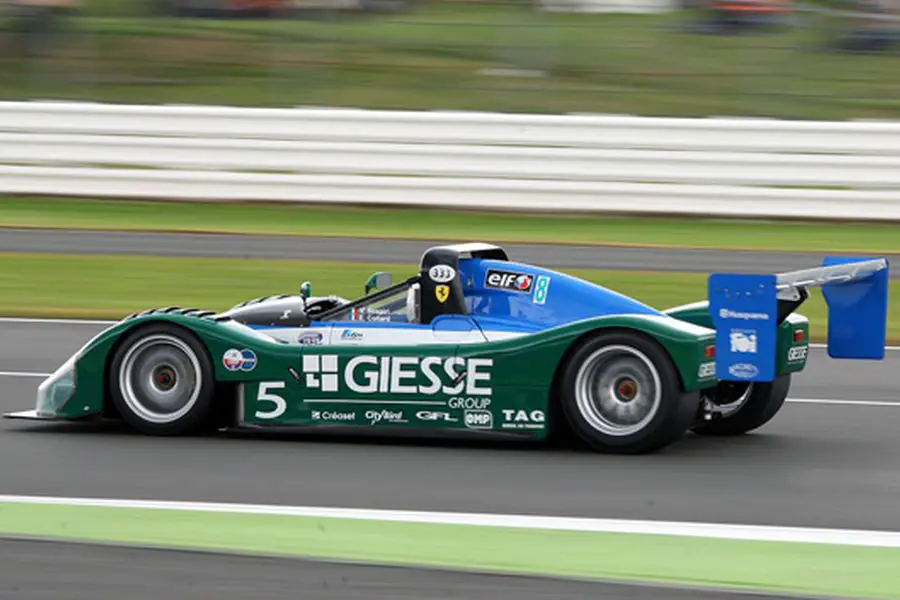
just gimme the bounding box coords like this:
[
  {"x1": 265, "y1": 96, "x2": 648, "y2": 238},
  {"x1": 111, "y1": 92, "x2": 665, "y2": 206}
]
[
  {"x1": 108, "y1": 323, "x2": 216, "y2": 435},
  {"x1": 558, "y1": 332, "x2": 699, "y2": 454}
]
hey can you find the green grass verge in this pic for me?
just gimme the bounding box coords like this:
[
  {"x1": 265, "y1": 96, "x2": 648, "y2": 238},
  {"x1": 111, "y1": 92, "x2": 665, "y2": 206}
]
[
  {"x1": 3, "y1": 197, "x2": 900, "y2": 254},
  {"x1": 1, "y1": 503, "x2": 899, "y2": 599},
  {"x1": 3, "y1": 252, "x2": 899, "y2": 342}
]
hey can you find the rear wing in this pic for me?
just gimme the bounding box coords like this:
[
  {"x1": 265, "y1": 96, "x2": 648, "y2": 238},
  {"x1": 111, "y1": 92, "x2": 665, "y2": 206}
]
[{"x1": 708, "y1": 257, "x2": 889, "y2": 382}]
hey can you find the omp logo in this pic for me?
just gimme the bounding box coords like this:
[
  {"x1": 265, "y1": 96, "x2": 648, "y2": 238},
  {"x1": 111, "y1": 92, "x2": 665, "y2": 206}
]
[
  {"x1": 464, "y1": 410, "x2": 493, "y2": 429},
  {"x1": 719, "y1": 309, "x2": 770, "y2": 321},
  {"x1": 303, "y1": 355, "x2": 339, "y2": 391}
]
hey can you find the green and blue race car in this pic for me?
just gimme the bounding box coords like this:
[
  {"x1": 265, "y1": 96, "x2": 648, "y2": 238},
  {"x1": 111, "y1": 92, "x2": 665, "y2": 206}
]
[{"x1": 5, "y1": 243, "x2": 889, "y2": 454}]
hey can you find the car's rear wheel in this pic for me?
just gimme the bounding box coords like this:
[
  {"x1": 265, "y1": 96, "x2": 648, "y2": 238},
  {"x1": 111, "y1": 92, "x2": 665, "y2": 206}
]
[
  {"x1": 692, "y1": 375, "x2": 791, "y2": 436},
  {"x1": 558, "y1": 332, "x2": 699, "y2": 454},
  {"x1": 109, "y1": 323, "x2": 216, "y2": 435}
]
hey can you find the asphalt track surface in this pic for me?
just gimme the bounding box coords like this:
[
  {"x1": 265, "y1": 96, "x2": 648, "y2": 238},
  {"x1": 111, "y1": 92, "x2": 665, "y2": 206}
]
[
  {"x1": 1, "y1": 538, "x2": 805, "y2": 600},
  {"x1": 5, "y1": 227, "x2": 898, "y2": 276},
  {"x1": 2, "y1": 320, "x2": 899, "y2": 535}
]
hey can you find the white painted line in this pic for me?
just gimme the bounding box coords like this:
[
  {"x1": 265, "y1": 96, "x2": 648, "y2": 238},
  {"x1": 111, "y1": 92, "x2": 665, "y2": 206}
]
[
  {"x1": 810, "y1": 342, "x2": 900, "y2": 352},
  {"x1": 787, "y1": 398, "x2": 898, "y2": 407},
  {"x1": 0, "y1": 317, "x2": 115, "y2": 326},
  {"x1": 2, "y1": 494, "x2": 900, "y2": 548},
  {"x1": 0, "y1": 371, "x2": 49, "y2": 378}
]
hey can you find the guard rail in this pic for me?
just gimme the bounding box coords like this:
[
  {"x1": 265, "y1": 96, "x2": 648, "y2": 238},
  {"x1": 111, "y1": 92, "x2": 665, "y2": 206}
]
[{"x1": 1, "y1": 101, "x2": 899, "y2": 219}]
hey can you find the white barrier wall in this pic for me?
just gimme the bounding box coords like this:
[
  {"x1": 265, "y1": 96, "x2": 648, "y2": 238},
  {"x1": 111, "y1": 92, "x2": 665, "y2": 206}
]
[{"x1": 2, "y1": 101, "x2": 900, "y2": 220}]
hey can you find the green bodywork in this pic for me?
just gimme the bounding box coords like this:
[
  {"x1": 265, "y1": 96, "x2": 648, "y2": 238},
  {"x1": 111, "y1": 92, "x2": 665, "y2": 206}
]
[{"x1": 33, "y1": 299, "x2": 810, "y2": 439}]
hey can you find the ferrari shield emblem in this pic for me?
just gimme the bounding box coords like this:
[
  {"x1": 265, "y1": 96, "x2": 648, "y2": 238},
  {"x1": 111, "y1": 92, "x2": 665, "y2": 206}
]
[{"x1": 435, "y1": 285, "x2": 450, "y2": 303}]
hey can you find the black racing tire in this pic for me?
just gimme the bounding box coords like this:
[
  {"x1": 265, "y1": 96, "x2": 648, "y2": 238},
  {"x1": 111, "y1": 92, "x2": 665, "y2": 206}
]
[
  {"x1": 692, "y1": 374, "x2": 791, "y2": 436},
  {"x1": 558, "y1": 331, "x2": 700, "y2": 454},
  {"x1": 108, "y1": 323, "x2": 217, "y2": 436}
]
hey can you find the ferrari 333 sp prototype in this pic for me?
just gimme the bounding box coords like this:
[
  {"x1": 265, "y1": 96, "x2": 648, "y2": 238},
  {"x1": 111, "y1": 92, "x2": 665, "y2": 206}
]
[{"x1": 5, "y1": 243, "x2": 890, "y2": 454}]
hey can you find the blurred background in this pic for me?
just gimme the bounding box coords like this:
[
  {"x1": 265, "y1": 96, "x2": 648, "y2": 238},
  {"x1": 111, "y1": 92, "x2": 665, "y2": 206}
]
[{"x1": 0, "y1": 0, "x2": 898, "y2": 119}]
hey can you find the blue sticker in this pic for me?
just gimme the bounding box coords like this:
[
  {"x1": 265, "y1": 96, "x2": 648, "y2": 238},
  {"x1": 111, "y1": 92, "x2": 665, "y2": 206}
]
[
  {"x1": 709, "y1": 274, "x2": 777, "y2": 382},
  {"x1": 533, "y1": 275, "x2": 550, "y2": 305},
  {"x1": 223, "y1": 348, "x2": 257, "y2": 372},
  {"x1": 239, "y1": 349, "x2": 257, "y2": 372}
]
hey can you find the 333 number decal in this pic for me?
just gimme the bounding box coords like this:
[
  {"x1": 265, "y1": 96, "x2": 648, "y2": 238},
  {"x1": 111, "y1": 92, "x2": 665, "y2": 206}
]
[{"x1": 253, "y1": 381, "x2": 287, "y2": 419}]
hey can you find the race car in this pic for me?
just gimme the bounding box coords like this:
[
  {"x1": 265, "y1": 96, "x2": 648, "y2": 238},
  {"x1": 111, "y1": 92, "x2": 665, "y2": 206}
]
[{"x1": 5, "y1": 243, "x2": 890, "y2": 454}]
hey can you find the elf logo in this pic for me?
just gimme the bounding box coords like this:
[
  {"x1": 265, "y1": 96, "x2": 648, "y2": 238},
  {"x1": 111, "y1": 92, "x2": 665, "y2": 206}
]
[{"x1": 485, "y1": 269, "x2": 534, "y2": 293}]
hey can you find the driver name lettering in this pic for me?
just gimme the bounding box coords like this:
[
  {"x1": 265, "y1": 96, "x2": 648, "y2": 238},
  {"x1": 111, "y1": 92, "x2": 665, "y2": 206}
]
[{"x1": 303, "y1": 354, "x2": 493, "y2": 396}]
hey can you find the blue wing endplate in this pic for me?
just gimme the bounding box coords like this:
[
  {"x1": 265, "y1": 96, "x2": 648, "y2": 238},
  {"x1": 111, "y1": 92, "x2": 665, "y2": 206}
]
[
  {"x1": 709, "y1": 257, "x2": 889, "y2": 382},
  {"x1": 820, "y1": 257, "x2": 889, "y2": 360}
]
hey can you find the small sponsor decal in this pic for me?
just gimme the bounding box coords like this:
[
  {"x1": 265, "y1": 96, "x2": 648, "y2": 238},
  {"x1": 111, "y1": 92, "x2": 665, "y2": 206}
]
[
  {"x1": 280, "y1": 309, "x2": 292, "y2": 320},
  {"x1": 223, "y1": 349, "x2": 243, "y2": 371},
  {"x1": 698, "y1": 362, "x2": 716, "y2": 379},
  {"x1": 728, "y1": 363, "x2": 759, "y2": 379},
  {"x1": 500, "y1": 409, "x2": 545, "y2": 430},
  {"x1": 718, "y1": 308, "x2": 770, "y2": 321},
  {"x1": 464, "y1": 409, "x2": 493, "y2": 429},
  {"x1": 341, "y1": 329, "x2": 364, "y2": 341},
  {"x1": 297, "y1": 332, "x2": 324, "y2": 345},
  {"x1": 787, "y1": 346, "x2": 809, "y2": 362},
  {"x1": 485, "y1": 269, "x2": 534, "y2": 293},
  {"x1": 311, "y1": 410, "x2": 355, "y2": 422},
  {"x1": 533, "y1": 275, "x2": 550, "y2": 305},
  {"x1": 729, "y1": 330, "x2": 758, "y2": 354},
  {"x1": 435, "y1": 284, "x2": 450, "y2": 303},
  {"x1": 416, "y1": 410, "x2": 457, "y2": 423},
  {"x1": 223, "y1": 348, "x2": 257, "y2": 372},
  {"x1": 365, "y1": 409, "x2": 406, "y2": 425},
  {"x1": 428, "y1": 265, "x2": 456, "y2": 283}
]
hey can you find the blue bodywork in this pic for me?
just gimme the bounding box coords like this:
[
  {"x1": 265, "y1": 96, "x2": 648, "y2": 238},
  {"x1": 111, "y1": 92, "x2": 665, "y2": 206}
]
[{"x1": 458, "y1": 258, "x2": 661, "y2": 334}]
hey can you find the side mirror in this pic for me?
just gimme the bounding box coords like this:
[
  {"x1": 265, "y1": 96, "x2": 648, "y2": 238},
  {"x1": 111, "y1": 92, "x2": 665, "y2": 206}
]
[
  {"x1": 300, "y1": 281, "x2": 312, "y2": 300},
  {"x1": 364, "y1": 272, "x2": 392, "y2": 295}
]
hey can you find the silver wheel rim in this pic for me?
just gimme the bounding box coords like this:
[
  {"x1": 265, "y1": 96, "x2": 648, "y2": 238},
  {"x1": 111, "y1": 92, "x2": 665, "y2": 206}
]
[
  {"x1": 574, "y1": 345, "x2": 662, "y2": 437},
  {"x1": 118, "y1": 334, "x2": 202, "y2": 424}
]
